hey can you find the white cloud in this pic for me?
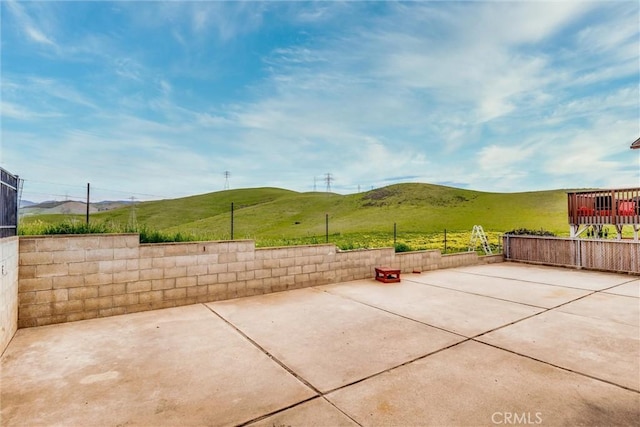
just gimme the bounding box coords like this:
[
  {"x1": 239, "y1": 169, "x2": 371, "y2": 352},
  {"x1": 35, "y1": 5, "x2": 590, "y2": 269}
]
[
  {"x1": 5, "y1": 0, "x2": 57, "y2": 47},
  {"x1": 0, "y1": 101, "x2": 63, "y2": 120},
  {"x1": 24, "y1": 77, "x2": 98, "y2": 109},
  {"x1": 470, "y1": 1, "x2": 593, "y2": 45},
  {"x1": 478, "y1": 144, "x2": 537, "y2": 174},
  {"x1": 576, "y1": 5, "x2": 639, "y2": 59},
  {"x1": 3, "y1": 1, "x2": 638, "y2": 201},
  {"x1": 188, "y1": 1, "x2": 267, "y2": 40},
  {"x1": 23, "y1": 25, "x2": 55, "y2": 46}
]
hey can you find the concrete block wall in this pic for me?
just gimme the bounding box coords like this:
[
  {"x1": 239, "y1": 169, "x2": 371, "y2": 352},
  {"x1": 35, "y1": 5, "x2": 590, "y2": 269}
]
[
  {"x1": 395, "y1": 250, "x2": 442, "y2": 272},
  {"x1": 17, "y1": 234, "x2": 501, "y2": 327},
  {"x1": 1, "y1": 236, "x2": 19, "y2": 354}
]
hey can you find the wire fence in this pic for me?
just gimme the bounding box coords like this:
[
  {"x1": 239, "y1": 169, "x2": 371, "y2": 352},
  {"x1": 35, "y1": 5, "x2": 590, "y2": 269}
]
[{"x1": 18, "y1": 180, "x2": 507, "y2": 253}]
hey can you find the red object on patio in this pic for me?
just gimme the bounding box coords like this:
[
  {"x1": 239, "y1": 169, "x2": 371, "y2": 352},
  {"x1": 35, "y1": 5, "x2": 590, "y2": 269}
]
[{"x1": 375, "y1": 267, "x2": 401, "y2": 283}]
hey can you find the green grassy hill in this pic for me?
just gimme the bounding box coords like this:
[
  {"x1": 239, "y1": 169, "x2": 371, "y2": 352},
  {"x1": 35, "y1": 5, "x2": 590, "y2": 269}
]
[{"x1": 20, "y1": 183, "x2": 570, "y2": 243}]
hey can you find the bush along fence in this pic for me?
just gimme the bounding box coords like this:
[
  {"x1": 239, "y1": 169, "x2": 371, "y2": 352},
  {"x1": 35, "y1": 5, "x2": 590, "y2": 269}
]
[
  {"x1": 19, "y1": 218, "x2": 505, "y2": 255},
  {"x1": 17, "y1": 234, "x2": 503, "y2": 328}
]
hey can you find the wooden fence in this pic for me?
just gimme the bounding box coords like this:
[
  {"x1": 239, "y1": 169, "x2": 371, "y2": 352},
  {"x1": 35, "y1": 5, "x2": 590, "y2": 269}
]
[{"x1": 503, "y1": 235, "x2": 640, "y2": 274}]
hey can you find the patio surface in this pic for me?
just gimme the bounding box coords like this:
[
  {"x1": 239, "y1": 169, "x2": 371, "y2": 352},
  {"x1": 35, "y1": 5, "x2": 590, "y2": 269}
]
[{"x1": 1, "y1": 263, "x2": 639, "y2": 426}]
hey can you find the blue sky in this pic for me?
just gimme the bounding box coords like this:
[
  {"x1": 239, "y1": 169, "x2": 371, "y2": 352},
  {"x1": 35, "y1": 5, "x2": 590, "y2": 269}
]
[{"x1": 1, "y1": 1, "x2": 639, "y2": 202}]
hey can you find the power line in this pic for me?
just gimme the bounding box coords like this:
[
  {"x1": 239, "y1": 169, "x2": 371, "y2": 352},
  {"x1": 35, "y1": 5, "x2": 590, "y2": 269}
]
[
  {"x1": 20, "y1": 178, "x2": 169, "y2": 200},
  {"x1": 21, "y1": 191, "x2": 86, "y2": 200}
]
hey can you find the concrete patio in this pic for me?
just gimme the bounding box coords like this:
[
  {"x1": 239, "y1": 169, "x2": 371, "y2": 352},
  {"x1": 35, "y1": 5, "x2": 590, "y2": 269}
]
[{"x1": 1, "y1": 263, "x2": 638, "y2": 426}]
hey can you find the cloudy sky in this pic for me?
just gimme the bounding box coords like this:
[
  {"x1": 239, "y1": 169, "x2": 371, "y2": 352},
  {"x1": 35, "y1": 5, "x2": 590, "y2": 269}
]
[{"x1": 1, "y1": 1, "x2": 639, "y2": 202}]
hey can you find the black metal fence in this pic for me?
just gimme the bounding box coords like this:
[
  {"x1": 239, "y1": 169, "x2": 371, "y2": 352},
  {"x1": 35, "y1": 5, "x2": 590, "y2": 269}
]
[{"x1": 1, "y1": 168, "x2": 19, "y2": 238}]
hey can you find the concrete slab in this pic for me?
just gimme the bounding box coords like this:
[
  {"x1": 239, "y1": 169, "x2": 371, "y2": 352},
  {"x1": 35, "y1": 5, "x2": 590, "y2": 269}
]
[
  {"x1": 478, "y1": 309, "x2": 640, "y2": 391},
  {"x1": 605, "y1": 279, "x2": 640, "y2": 297},
  {"x1": 248, "y1": 397, "x2": 358, "y2": 427},
  {"x1": 2, "y1": 264, "x2": 638, "y2": 426},
  {"x1": 457, "y1": 263, "x2": 633, "y2": 290},
  {"x1": 0, "y1": 305, "x2": 315, "y2": 426},
  {"x1": 327, "y1": 341, "x2": 640, "y2": 426},
  {"x1": 558, "y1": 292, "x2": 639, "y2": 327},
  {"x1": 406, "y1": 269, "x2": 591, "y2": 308},
  {"x1": 320, "y1": 279, "x2": 543, "y2": 337},
  {"x1": 208, "y1": 288, "x2": 464, "y2": 393}
]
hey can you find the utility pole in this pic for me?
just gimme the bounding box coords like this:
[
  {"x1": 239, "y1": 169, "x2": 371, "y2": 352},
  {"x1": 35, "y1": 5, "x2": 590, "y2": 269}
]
[
  {"x1": 224, "y1": 171, "x2": 231, "y2": 190},
  {"x1": 324, "y1": 173, "x2": 334, "y2": 192}
]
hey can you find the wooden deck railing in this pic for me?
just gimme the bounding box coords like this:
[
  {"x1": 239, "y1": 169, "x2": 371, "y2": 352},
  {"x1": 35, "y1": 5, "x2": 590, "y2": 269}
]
[{"x1": 568, "y1": 188, "x2": 640, "y2": 226}]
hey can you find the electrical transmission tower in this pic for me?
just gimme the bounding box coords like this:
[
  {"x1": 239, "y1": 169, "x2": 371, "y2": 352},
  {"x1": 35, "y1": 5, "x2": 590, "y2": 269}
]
[
  {"x1": 324, "y1": 173, "x2": 334, "y2": 192},
  {"x1": 313, "y1": 176, "x2": 317, "y2": 192},
  {"x1": 224, "y1": 171, "x2": 231, "y2": 190}
]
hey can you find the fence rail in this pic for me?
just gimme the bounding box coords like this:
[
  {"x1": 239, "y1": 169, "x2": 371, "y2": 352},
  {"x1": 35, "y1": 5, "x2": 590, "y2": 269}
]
[
  {"x1": 503, "y1": 235, "x2": 639, "y2": 274},
  {"x1": 1, "y1": 168, "x2": 19, "y2": 238},
  {"x1": 568, "y1": 188, "x2": 640, "y2": 227}
]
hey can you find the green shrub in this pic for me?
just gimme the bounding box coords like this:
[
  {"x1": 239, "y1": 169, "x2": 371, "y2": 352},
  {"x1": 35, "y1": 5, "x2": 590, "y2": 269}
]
[
  {"x1": 394, "y1": 242, "x2": 412, "y2": 252},
  {"x1": 504, "y1": 228, "x2": 555, "y2": 237},
  {"x1": 19, "y1": 219, "x2": 200, "y2": 244},
  {"x1": 41, "y1": 220, "x2": 113, "y2": 235}
]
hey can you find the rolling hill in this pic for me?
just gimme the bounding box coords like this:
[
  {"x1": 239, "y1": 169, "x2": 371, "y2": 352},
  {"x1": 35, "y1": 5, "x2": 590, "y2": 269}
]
[
  {"x1": 19, "y1": 183, "x2": 571, "y2": 240},
  {"x1": 20, "y1": 200, "x2": 132, "y2": 216}
]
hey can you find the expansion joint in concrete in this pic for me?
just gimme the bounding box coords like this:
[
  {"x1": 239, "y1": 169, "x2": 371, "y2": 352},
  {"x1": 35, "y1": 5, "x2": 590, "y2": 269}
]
[
  {"x1": 402, "y1": 277, "x2": 547, "y2": 309},
  {"x1": 202, "y1": 303, "x2": 321, "y2": 395},
  {"x1": 204, "y1": 302, "x2": 365, "y2": 426},
  {"x1": 468, "y1": 286, "x2": 639, "y2": 394},
  {"x1": 315, "y1": 287, "x2": 469, "y2": 339},
  {"x1": 476, "y1": 340, "x2": 640, "y2": 394}
]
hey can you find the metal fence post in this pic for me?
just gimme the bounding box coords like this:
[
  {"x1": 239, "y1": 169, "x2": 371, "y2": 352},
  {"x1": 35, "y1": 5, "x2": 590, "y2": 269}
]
[
  {"x1": 394, "y1": 223, "x2": 397, "y2": 246},
  {"x1": 86, "y1": 183, "x2": 90, "y2": 225},
  {"x1": 325, "y1": 214, "x2": 329, "y2": 243},
  {"x1": 444, "y1": 229, "x2": 447, "y2": 253}
]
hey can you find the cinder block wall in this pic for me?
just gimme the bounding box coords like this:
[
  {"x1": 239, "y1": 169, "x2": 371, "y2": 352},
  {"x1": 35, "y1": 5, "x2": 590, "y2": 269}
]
[
  {"x1": 17, "y1": 234, "x2": 500, "y2": 327},
  {"x1": 1, "y1": 236, "x2": 19, "y2": 354}
]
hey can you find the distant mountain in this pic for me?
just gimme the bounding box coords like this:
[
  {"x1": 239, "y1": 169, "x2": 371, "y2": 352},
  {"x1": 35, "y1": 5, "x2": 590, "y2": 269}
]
[{"x1": 19, "y1": 200, "x2": 133, "y2": 216}]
